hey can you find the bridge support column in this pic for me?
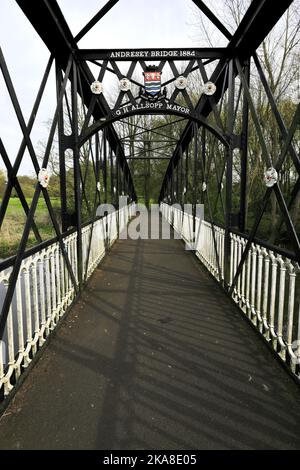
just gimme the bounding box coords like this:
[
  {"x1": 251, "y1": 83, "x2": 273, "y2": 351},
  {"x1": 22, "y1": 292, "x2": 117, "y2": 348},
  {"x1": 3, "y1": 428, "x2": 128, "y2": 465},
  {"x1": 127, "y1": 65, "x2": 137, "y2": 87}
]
[
  {"x1": 193, "y1": 123, "x2": 199, "y2": 237},
  {"x1": 179, "y1": 146, "x2": 183, "y2": 207},
  {"x1": 72, "y1": 60, "x2": 83, "y2": 289},
  {"x1": 239, "y1": 59, "x2": 250, "y2": 233},
  {"x1": 102, "y1": 128, "x2": 108, "y2": 204},
  {"x1": 224, "y1": 60, "x2": 235, "y2": 289},
  {"x1": 56, "y1": 63, "x2": 69, "y2": 233}
]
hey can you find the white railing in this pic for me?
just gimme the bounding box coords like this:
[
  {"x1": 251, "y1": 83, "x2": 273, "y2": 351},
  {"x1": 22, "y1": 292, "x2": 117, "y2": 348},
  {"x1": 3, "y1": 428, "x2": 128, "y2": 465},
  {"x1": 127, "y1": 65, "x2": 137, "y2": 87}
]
[
  {"x1": 196, "y1": 219, "x2": 225, "y2": 281},
  {"x1": 0, "y1": 203, "x2": 135, "y2": 398},
  {"x1": 230, "y1": 232, "x2": 300, "y2": 369},
  {"x1": 161, "y1": 203, "x2": 224, "y2": 281},
  {"x1": 161, "y1": 203, "x2": 300, "y2": 378},
  {"x1": 82, "y1": 218, "x2": 106, "y2": 280},
  {"x1": 181, "y1": 211, "x2": 194, "y2": 246}
]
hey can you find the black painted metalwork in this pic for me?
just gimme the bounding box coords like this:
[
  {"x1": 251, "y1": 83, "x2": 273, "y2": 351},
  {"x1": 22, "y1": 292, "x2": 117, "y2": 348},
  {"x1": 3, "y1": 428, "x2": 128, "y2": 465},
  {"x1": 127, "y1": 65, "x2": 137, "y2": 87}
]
[{"x1": 0, "y1": 0, "x2": 298, "y2": 351}]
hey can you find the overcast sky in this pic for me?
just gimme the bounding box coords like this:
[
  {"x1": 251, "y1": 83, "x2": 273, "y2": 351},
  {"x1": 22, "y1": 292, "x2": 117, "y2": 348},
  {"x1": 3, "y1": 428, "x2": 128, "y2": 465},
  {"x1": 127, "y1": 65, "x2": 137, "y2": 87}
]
[{"x1": 0, "y1": 0, "x2": 228, "y2": 175}]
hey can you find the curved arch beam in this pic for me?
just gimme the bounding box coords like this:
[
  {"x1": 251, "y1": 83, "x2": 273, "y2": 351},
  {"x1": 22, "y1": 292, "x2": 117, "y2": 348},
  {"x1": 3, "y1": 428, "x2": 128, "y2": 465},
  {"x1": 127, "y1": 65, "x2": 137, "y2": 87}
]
[{"x1": 80, "y1": 108, "x2": 229, "y2": 148}]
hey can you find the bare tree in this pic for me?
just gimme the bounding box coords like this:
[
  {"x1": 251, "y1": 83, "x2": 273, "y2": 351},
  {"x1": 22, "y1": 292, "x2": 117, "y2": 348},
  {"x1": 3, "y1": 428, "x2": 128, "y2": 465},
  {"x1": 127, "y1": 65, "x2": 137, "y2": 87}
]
[{"x1": 190, "y1": 0, "x2": 300, "y2": 245}]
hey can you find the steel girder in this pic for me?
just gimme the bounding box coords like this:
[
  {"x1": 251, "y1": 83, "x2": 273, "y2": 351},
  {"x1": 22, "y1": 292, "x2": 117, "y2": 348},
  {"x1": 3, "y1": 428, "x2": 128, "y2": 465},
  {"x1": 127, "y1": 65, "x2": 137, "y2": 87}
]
[
  {"x1": 159, "y1": 0, "x2": 294, "y2": 200},
  {"x1": 14, "y1": 0, "x2": 294, "y2": 204},
  {"x1": 15, "y1": 0, "x2": 136, "y2": 200}
]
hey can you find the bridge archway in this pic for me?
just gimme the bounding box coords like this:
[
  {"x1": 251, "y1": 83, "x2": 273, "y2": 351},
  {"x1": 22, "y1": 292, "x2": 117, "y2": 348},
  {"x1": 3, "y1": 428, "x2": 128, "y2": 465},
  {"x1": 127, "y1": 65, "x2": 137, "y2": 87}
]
[
  {"x1": 78, "y1": 105, "x2": 229, "y2": 210},
  {"x1": 80, "y1": 109, "x2": 229, "y2": 149}
]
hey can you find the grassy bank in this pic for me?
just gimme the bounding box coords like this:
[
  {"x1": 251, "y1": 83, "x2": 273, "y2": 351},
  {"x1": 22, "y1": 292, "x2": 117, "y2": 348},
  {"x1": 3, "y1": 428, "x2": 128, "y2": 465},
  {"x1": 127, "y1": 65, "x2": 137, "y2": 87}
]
[{"x1": 0, "y1": 198, "x2": 60, "y2": 259}]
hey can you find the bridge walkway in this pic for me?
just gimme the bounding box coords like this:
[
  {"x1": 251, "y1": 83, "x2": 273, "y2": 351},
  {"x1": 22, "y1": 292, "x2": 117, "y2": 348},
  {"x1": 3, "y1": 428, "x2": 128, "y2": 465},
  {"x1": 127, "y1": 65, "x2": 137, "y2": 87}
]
[{"x1": 0, "y1": 218, "x2": 300, "y2": 449}]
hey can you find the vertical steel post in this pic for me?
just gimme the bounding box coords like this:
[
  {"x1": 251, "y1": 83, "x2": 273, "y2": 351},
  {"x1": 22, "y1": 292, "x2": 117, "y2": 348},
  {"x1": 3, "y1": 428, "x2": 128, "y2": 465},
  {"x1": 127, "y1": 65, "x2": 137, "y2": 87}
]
[
  {"x1": 170, "y1": 161, "x2": 174, "y2": 205},
  {"x1": 116, "y1": 148, "x2": 120, "y2": 208},
  {"x1": 116, "y1": 148, "x2": 119, "y2": 236},
  {"x1": 147, "y1": 141, "x2": 151, "y2": 207},
  {"x1": 240, "y1": 59, "x2": 250, "y2": 233},
  {"x1": 201, "y1": 128, "x2": 206, "y2": 205},
  {"x1": 185, "y1": 144, "x2": 189, "y2": 204},
  {"x1": 103, "y1": 129, "x2": 108, "y2": 204},
  {"x1": 56, "y1": 63, "x2": 68, "y2": 232},
  {"x1": 110, "y1": 146, "x2": 114, "y2": 204},
  {"x1": 176, "y1": 158, "x2": 179, "y2": 203},
  {"x1": 72, "y1": 60, "x2": 83, "y2": 289},
  {"x1": 180, "y1": 146, "x2": 183, "y2": 208},
  {"x1": 193, "y1": 123, "x2": 198, "y2": 235},
  {"x1": 95, "y1": 133, "x2": 101, "y2": 205},
  {"x1": 122, "y1": 161, "x2": 126, "y2": 196},
  {"x1": 224, "y1": 60, "x2": 235, "y2": 288}
]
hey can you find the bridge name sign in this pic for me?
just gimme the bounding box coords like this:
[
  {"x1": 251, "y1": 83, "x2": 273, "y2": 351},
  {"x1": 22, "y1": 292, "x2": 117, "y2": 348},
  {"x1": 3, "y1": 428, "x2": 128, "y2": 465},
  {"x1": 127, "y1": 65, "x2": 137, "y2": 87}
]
[
  {"x1": 113, "y1": 102, "x2": 193, "y2": 118},
  {"x1": 79, "y1": 48, "x2": 227, "y2": 61},
  {"x1": 110, "y1": 49, "x2": 197, "y2": 60}
]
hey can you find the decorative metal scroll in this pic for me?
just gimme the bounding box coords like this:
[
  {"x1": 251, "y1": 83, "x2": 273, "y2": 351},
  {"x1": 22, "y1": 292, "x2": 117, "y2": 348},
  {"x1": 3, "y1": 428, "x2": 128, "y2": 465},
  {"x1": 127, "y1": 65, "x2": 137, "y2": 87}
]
[{"x1": 78, "y1": 48, "x2": 221, "y2": 144}]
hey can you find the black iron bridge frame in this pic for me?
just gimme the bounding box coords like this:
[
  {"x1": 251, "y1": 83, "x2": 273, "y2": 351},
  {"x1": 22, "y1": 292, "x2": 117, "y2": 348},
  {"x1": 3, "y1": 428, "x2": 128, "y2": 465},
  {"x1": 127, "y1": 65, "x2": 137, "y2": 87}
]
[{"x1": 0, "y1": 0, "x2": 299, "y2": 389}]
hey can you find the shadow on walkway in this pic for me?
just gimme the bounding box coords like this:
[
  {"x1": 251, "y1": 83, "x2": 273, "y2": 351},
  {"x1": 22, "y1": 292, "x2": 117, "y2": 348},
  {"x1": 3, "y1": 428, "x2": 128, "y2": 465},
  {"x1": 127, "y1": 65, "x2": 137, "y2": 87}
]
[{"x1": 0, "y1": 219, "x2": 300, "y2": 449}]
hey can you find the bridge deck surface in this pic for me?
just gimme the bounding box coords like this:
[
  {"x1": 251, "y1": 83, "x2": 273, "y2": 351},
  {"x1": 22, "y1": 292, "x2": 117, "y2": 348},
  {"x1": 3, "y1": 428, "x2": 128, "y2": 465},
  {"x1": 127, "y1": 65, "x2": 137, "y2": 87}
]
[{"x1": 0, "y1": 221, "x2": 300, "y2": 450}]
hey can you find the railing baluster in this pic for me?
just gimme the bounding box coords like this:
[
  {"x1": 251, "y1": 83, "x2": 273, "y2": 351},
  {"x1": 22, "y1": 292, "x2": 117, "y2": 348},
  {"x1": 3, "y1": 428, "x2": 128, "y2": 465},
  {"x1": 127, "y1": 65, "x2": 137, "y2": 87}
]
[
  {"x1": 245, "y1": 248, "x2": 251, "y2": 318},
  {"x1": 277, "y1": 256, "x2": 287, "y2": 358},
  {"x1": 230, "y1": 234, "x2": 234, "y2": 287},
  {"x1": 250, "y1": 245, "x2": 257, "y2": 325},
  {"x1": 0, "y1": 333, "x2": 4, "y2": 391},
  {"x1": 233, "y1": 236, "x2": 239, "y2": 299},
  {"x1": 256, "y1": 246, "x2": 263, "y2": 332},
  {"x1": 38, "y1": 255, "x2": 46, "y2": 346},
  {"x1": 296, "y1": 303, "x2": 300, "y2": 374},
  {"x1": 237, "y1": 236, "x2": 242, "y2": 304},
  {"x1": 45, "y1": 251, "x2": 52, "y2": 332},
  {"x1": 24, "y1": 265, "x2": 32, "y2": 367},
  {"x1": 50, "y1": 249, "x2": 57, "y2": 324},
  {"x1": 60, "y1": 246, "x2": 66, "y2": 311},
  {"x1": 5, "y1": 302, "x2": 14, "y2": 396},
  {"x1": 32, "y1": 260, "x2": 39, "y2": 354},
  {"x1": 269, "y1": 252, "x2": 278, "y2": 349},
  {"x1": 241, "y1": 239, "x2": 247, "y2": 312},
  {"x1": 56, "y1": 247, "x2": 62, "y2": 318},
  {"x1": 15, "y1": 275, "x2": 24, "y2": 378},
  {"x1": 262, "y1": 248, "x2": 270, "y2": 339},
  {"x1": 66, "y1": 238, "x2": 72, "y2": 302},
  {"x1": 286, "y1": 262, "x2": 296, "y2": 367}
]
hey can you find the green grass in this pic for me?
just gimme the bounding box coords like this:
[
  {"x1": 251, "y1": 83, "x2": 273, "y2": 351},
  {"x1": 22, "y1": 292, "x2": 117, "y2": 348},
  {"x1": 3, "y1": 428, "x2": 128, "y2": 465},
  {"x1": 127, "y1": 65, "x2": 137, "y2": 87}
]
[
  {"x1": 0, "y1": 197, "x2": 61, "y2": 259},
  {"x1": 3, "y1": 197, "x2": 60, "y2": 217}
]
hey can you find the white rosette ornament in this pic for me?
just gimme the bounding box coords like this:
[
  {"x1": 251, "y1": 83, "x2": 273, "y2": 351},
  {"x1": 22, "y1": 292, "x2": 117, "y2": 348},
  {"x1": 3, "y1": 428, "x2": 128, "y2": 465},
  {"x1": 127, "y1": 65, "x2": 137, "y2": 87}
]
[
  {"x1": 264, "y1": 167, "x2": 278, "y2": 187},
  {"x1": 90, "y1": 81, "x2": 103, "y2": 95},
  {"x1": 38, "y1": 168, "x2": 50, "y2": 188},
  {"x1": 119, "y1": 78, "x2": 131, "y2": 92},
  {"x1": 202, "y1": 182, "x2": 207, "y2": 192},
  {"x1": 202, "y1": 81, "x2": 217, "y2": 96},
  {"x1": 175, "y1": 76, "x2": 188, "y2": 90}
]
